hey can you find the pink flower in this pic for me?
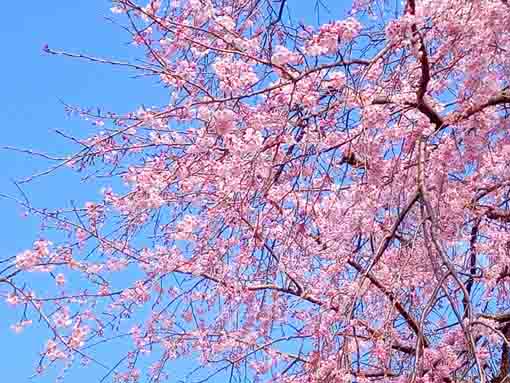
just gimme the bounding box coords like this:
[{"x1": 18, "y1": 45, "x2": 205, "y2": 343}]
[
  {"x1": 110, "y1": 6, "x2": 124, "y2": 14},
  {"x1": 98, "y1": 284, "x2": 110, "y2": 296},
  {"x1": 10, "y1": 320, "x2": 32, "y2": 334},
  {"x1": 15, "y1": 250, "x2": 39, "y2": 270},
  {"x1": 385, "y1": 20, "x2": 402, "y2": 41},
  {"x1": 271, "y1": 45, "x2": 301, "y2": 66},
  {"x1": 69, "y1": 324, "x2": 89, "y2": 348},
  {"x1": 213, "y1": 109, "x2": 235, "y2": 135},
  {"x1": 5, "y1": 293, "x2": 19, "y2": 305},
  {"x1": 214, "y1": 15, "x2": 235, "y2": 31},
  {"x1": 328, "y1": 71, "x2": 346, "y2": 88},
  {"x1": 53, "y1": 308, "x2": 72, "y2": 328},
  {"x1": 76, "y1": 228, "x2": 88, "y2": 245},
  {"x1": 11, "y1": 323, "x2": 23, "y2": 333},
  {"x1": 45, "y1": 340, "x2": 67, "y2": 361},
  {"x1": 55, "y1": 273, "x2": 66, "y2": 286}
]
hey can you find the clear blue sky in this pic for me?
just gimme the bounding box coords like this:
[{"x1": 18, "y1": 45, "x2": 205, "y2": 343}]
[{"x1": 0, "y1": 1, "x2": 348, "y2": 382}]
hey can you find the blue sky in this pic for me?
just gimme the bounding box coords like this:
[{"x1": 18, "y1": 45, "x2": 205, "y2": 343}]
[
  {"x1": 0, "y1": 1, "x2": 349, "y2": 382},
  {"x1": 0, "y1": 2, "x2": 166, "y2": 381}
]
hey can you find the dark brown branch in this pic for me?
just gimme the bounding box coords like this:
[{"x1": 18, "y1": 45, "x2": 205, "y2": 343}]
[
  {"x1": 492, "y1": 324, "x2": 510, "y2": 383},
  {"x1": 486, "y1": 208, "x2": 510, "y2": 223},
  {"x1": 348, "y1": 259, "x2": 426, "y2": 346},
  {"x1": 464, "y1": 218, "x2": 481, "y2": 318},
  {"x1": 480, "y1": 313, "x2": 510, "y2": 324},
  {"x1": 454, "y1": 90, "x2": 510, "y2": 123},
  {"x1": 407, "y1": 0, "x2": 445, "y2": 131},
  {"x1": 371, "y1": 97, "x2": 444, "y2": 130}
]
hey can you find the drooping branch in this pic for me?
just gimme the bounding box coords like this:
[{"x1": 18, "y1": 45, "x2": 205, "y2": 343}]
[
  {"x1": 457, "y1": 90, "x2": 510, "y2": 122},
  {"x1": 348, "y1": 259, "x2": 425, "y2": 344}
]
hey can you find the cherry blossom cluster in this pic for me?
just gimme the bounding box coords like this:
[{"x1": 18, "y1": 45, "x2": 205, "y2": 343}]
[{"x1": 3, "y1": 0, "x2": 510, "y2": 382}]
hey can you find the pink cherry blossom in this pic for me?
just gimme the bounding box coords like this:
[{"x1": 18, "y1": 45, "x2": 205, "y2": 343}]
[
  {"x1": 55, "y1": 273, "x2": 66, "y2": 286},
  {"x1": 5, "y1": 0, "x2": 510, "y2": 382},
  {"x1": 5, "y1": 293, "x2": 19, "y2": 306}
]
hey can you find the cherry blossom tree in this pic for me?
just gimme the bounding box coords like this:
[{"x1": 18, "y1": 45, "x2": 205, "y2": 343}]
[{"x1": 2, "y1": 0, "x2": 510, "y2": 381}]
